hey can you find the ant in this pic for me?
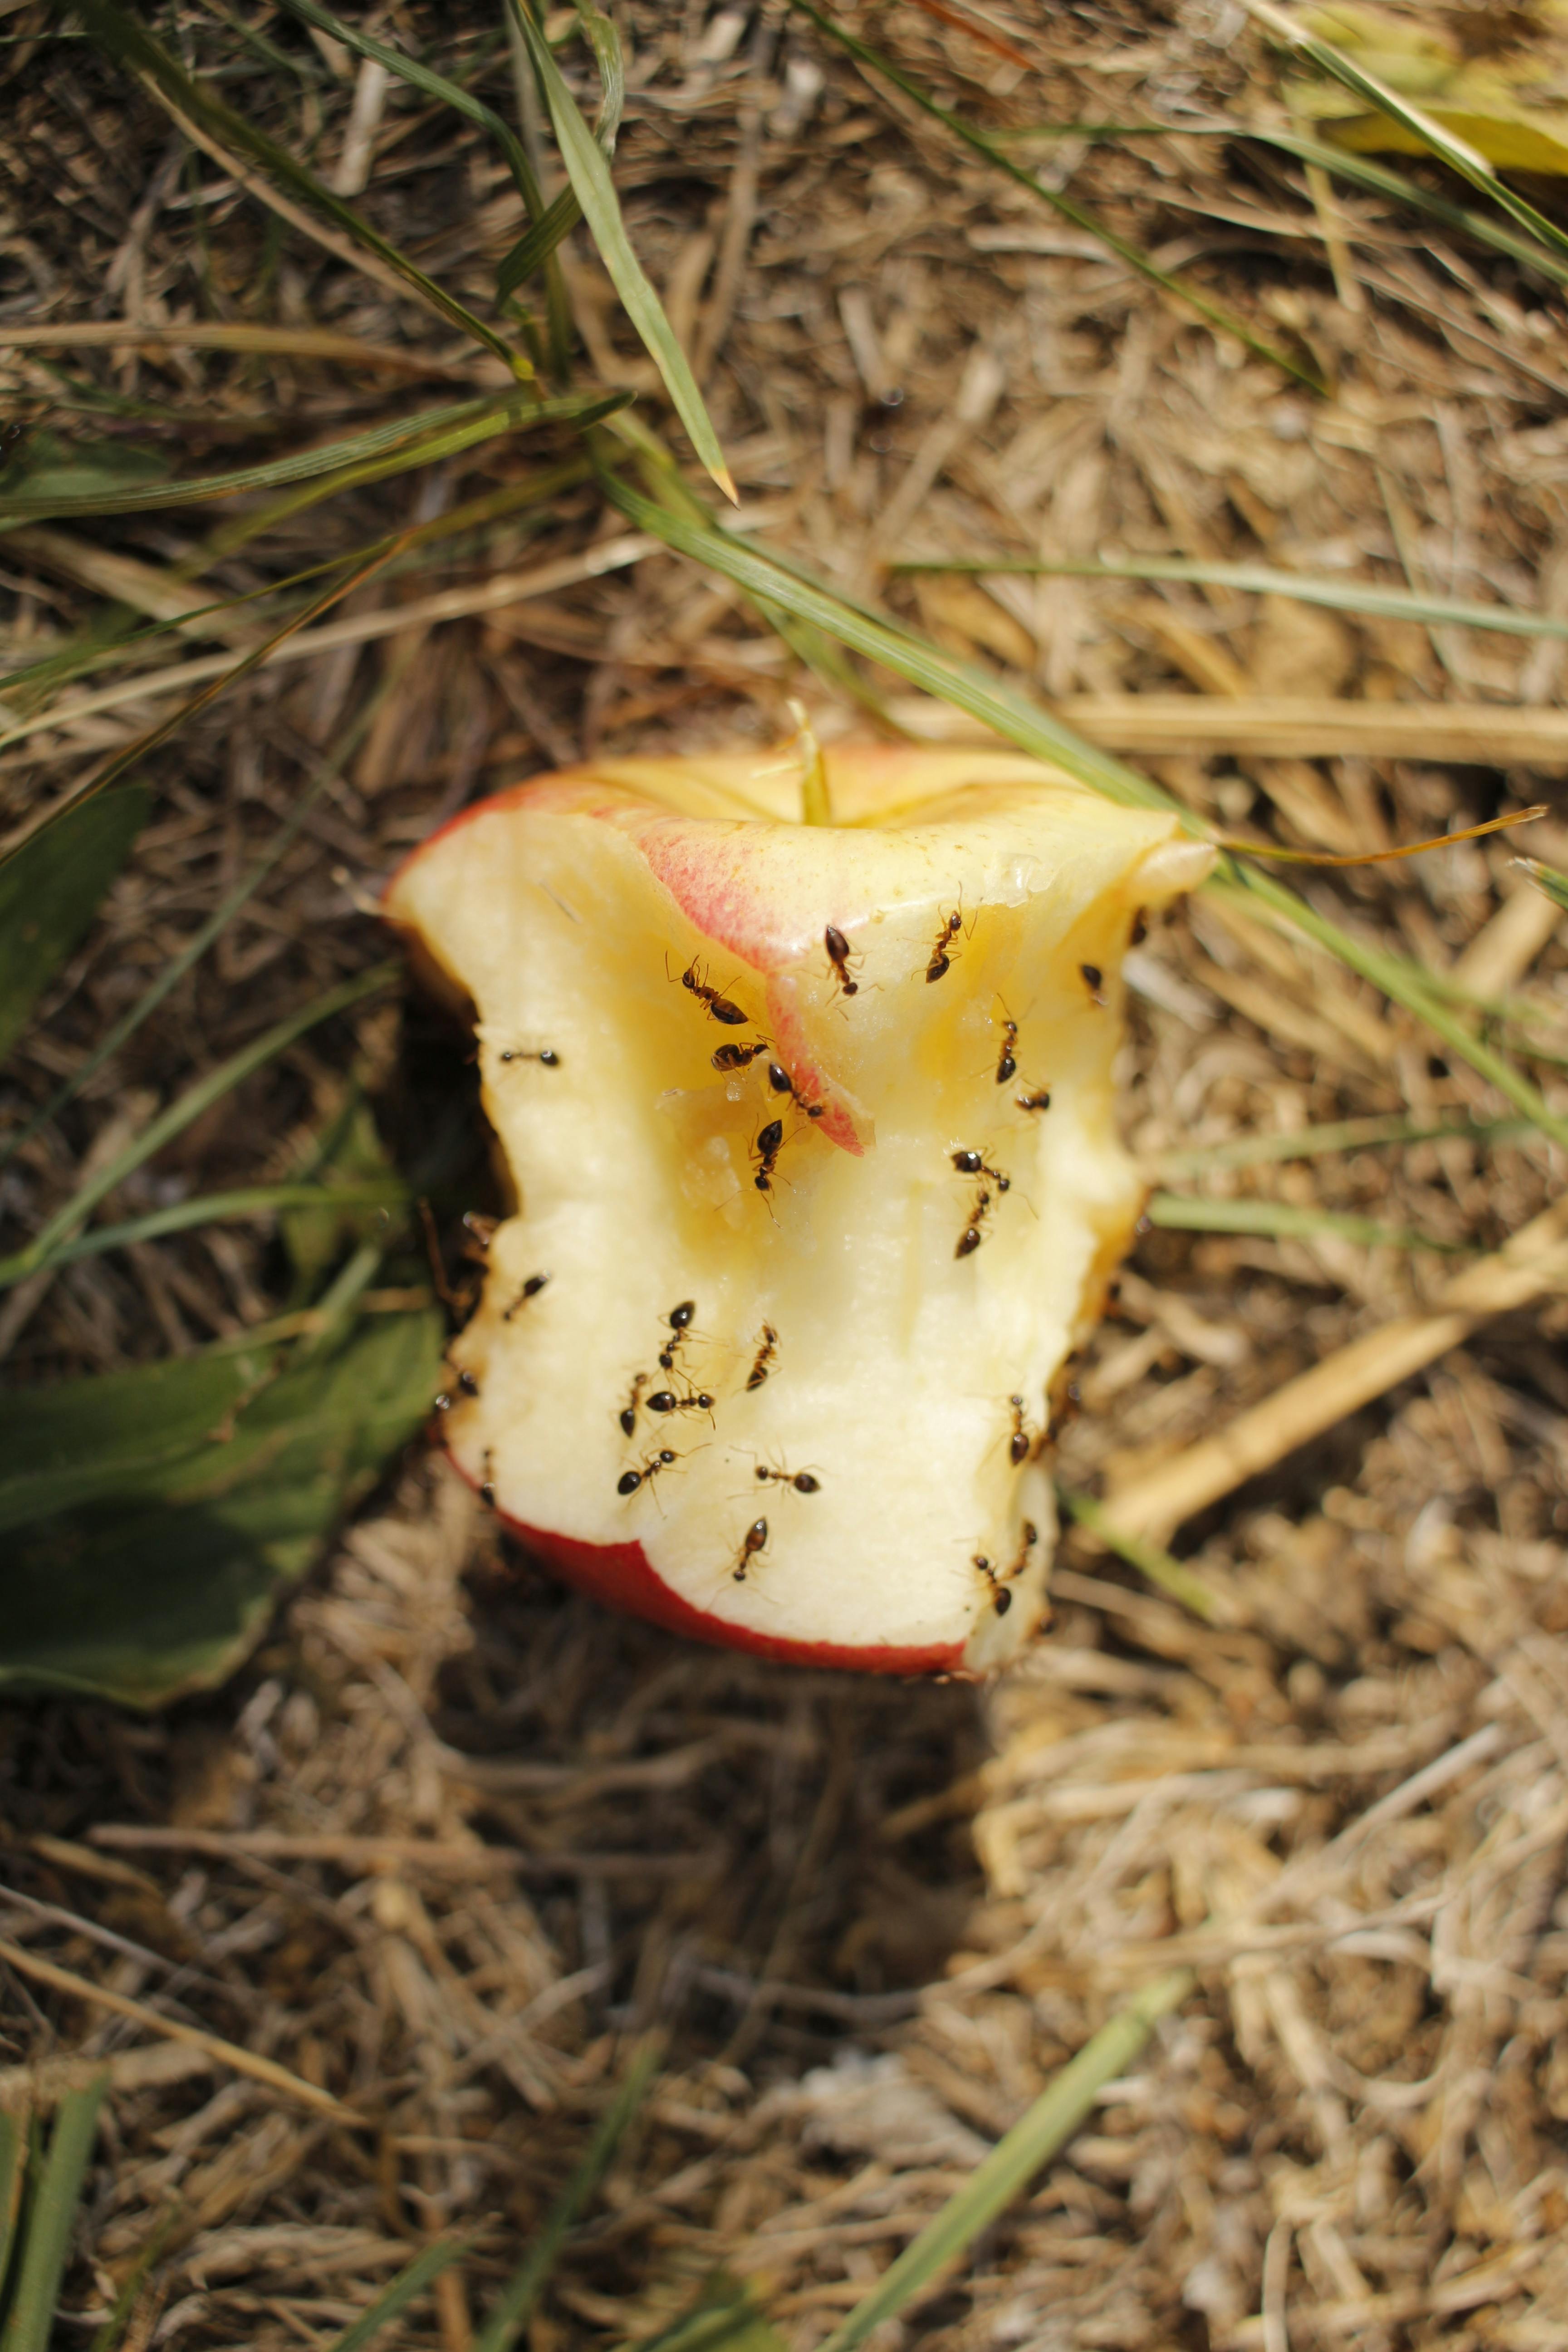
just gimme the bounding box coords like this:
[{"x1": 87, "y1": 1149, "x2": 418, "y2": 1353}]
[
  {"x1": 995, "y1": 1014, "x2": 1019, "y2": 1087},
  {"x1": 753, "y1": 1461, "x2": 820, "y2": 1494},
  {"x1": 768, "y1": 1061, "x2": 823, "y2": 1119},
  {"x1": 1079, "y1": 962, "x2": 1106, "y2": 1007},
  {"x1": 499, "y1": 1046, "x2": 561, "y2": 1066},
  {"x1": 745, "y1": 1323, "x2": 779, "y2": 1391},
  {"x1": 712, "y1": 1039, "x2": 770, "y2": 1072},
  {"x1": 951, "y1": 1149, "x2": 1010, "y2": 1193},
  {"x1": 674, "y1": 955, "x2": 749, "y2": 1028},
  {"x1": 956, "y1": 1182, "x2": 1000, "y2": 1259},
  {"x1": 1007, "y1": 1393, "x2": 1039, "y2": 1466},
  {"x1": 972, "y1": 1553, "x2": 1011, "y2": 1616},
  {"x1": 925, "y1": 897, "x2": 966, "y2": 983},
  {"x1": 457, "y1": 1369, "x2": 479, "y2": 1396},
  {"x1": 647, "y1": 1381, "x2": 717, "y2": 1422},
  {"x1": 731, "y1": 1515, "x2": 769, "y2": 1581},
  {"x1": 752, "y1": 1117, "x2": 785, "y2": 1194},
  {"x1": 824, "y1": 925, "x2": 861, "y2": 999},
  {"x1": 502, "y1": 1272, "x2": 550, "y2": 1322},
  {"x1": 1015, "y1": 1086, "x2": 1052, "y2": 1114},
  {"x1": 658, "y1": 1300, "x2": 697, "y2": 1372},
  {"x1": 617, "y1": 1446, "x2": 679, "y2": 1498},
  {"x1": 618, "y1": 1371, "x2": 649, "y2": 1437},
  {"x1": 479, "y1": 1449, "x2": 497, "y2": 1507}
]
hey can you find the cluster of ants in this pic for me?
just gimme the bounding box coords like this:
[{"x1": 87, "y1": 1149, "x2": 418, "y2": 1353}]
[{"x1": 615, "y1": 1300, "x2": 820, "y2": 1581}]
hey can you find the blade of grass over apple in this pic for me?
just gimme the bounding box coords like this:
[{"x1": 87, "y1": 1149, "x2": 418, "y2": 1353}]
[
  {"x1": 893, "y1": 554, "x2": 1568, "y2": 643},
  {"x1": 75, "y1": 0, "x2": 529, "y2": 375},
  {"x1": 0, "y1": 1181, "x2": 412, "y2": 1295},
  {"x1": 15, "y1": 963, "x2": 399, "y2": 1275},
  {"x1": 1147, "y1": 1193, "x2": 1460, "y2": 1254},
  {"x1": 1056, "y1": 1489, "x2": 1228, "y2": 1622},
  {"x1": 0, "y1": 2078, "x2": 107, "y2": 2352},
  {"x1": 321, "y1": 2239, "x2": 470, "y2": 2352},
  {"x1": 813, "y1": 1975, "x2": 1194, "y2": 2352},
  {"x1": 785, "y1": 1, "x2": 1324, "y2": 394},
  {"x1": 468, "y1": 2036, "x2": 663, "y2": 2352},
  {"x1": 600, "y1": 473, "x2": 1568, "y2": 1159},
  {"x1": 505, "y1": 0, "x2": 736, "y2": 502},
  {"x1": 1152, "y1": 1111, "x2": 1537, "y2": 1181},
  {"x1": 0, "y1": 789, "x2": 148, "y2": 1064},
  {"x1": 1239, "y1": 0, "x2": 1568, "y2": 276}
]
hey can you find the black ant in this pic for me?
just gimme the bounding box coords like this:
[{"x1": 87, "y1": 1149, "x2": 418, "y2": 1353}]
[
  {"x1": 712, "y1": 1039, "x2": 770, "y2": 1072},
  {"x1": 1007, "y1": 1393, "x2": 1039, "y2": 1466},
  {"x1": 1015, "y1": 1087, "x2": 1052, "y2": 1114},
  {"x1": 995, "y1": 1014, "x2": 1019, "y2": 1086},
  {"x1": 1079, "y1": 962, "x2": 1106, "y2": 1006},
  {"x1": 617, "y1": 1446, "x2": 679, "y2": 1498},
  {"x1": 956, "y1": 1181, "x2": 1001, "y2": 1259},
  {"x1": 499, "y1": 1046, "x2": 561, "y2": 1066},
  {"x1": 502, "y1": 1272, "x2": 550, "y2": 1321},
  {"x1": 752, "y1": 1117, "x2": 785, "y2": 1194},
  {"x1": 647, "y1": 1381, "x2": 716, "y2": 1422},
  {"x1": 745, "y1": 1323, "x2": 778, "y2": 1391},
  {"x1": 618, "y1": 1371, "x2": 649, "y2": 1437},
  {"x1": 824, "y1": 925, "x2": 861, "y2": 999},
  {"x1": 674, "y1": 955, "x2": 749, "y2": 1028},
  {"x1": 457, "y1": 1368, "x2": 479, "y2": 1396},
  {"x1": 658, "y1": 1300, "x2": 696, "y2": 1372},
  {"x1": 925, "y1": 898, "x2": 965, "y2": 983},
  {"x1": 951, "y1": 1149, "x2": 1010, "y2": 1193},
  {"x1": 731, "y1": 1516, "x2": 769, "y2": 1581},
  {"x1": 768, "y1": 1061, "x2": 823, "y2": 1119},
  {"x1": 972, "y1": 1553, "x2": 1011, "y2": 1616},
  {"x1": 754, "y1": 1461, "x2": 820, "y2": 1494},
  {"x1": 480, "y1": 1449, "x2": 497, "y2": 1507}
]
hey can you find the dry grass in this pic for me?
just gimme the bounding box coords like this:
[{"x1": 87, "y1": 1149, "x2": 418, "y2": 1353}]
[{"x1": 3, "y1": 1, "x2": 1568, "y2": 2347}]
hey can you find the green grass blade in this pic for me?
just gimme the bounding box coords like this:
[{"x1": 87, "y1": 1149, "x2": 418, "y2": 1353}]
[
  {"x1": 1056, "y1": 1489, "x2": 1228, "y2": 1622},
  {"x1": 603, "y1": 470, "x2": 1568, "y2": 1159},
  {"x1": 1243, "y1": 0, "x2": 1568, "y2": 272},
  {"x1": 1152, "y1": 1110, "x2": 1535, "y2": 1179},
  {"x1": 0, "y1": 2077, "x2": 107, "y2": 2352},
  {"x1": 324, "y1": 2238, "x2": 469, "y2": 2352},
  {"x1": 89, "y1": 2201, "x2": 181, "y2": 2352},
  {"x1": 0, "y1": 2099, "x2": 28, "y2": 2308},
  {"x1": 495, "y1": 2, "x2": 625, "y2": 305},
  {"x1": 507, "y1": 0, "x2": 736, "y2": 500},
  {"x1": 1146, "y1": 1190, "x2": 1460, "y2": 1254},
  {"x1": 619, "y1": 2272, "x2": 787, "y2": 2352},
  {"x1": 471, "y1": 2038, "x2": 662, "y2": 2352},
  {"x1": 787, "y1": 0, "x2": 1323, "y2": 393},
  {"x1": 0, "y1": 389, "x2": 604, "y2": 525},
  {"x1": 1520, "y1": 856, "x2": 1568, "y2": 914},
  {"x1": 75, "y1": 0, "x2": 528, "y2": 374},
  {"x1": 816, "y1": 1976, "x2": 1193, "y2": 2352},
  {"x1": 15, "y1": 963, "x2": 398, "y2": 1274},
  {"x1": 0, "y1": 789, "x2": 148, "y2": 1064},
  {"x1": 0, "y1": 1181, "x2": 411, "y2": 1294},
  {"x1": 893, "y1": 554, "x2": 1568, "y2": 643}
]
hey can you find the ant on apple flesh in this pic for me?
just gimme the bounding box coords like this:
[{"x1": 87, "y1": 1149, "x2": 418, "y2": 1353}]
[
  {"x1": 951, "y1": 1148, "x2": 1010, "y2": 1193},
  {"x1": 926, "y1": 896, "x2": 966, "y2": 983},
  {"x1": 746, "y1": 1323, "x2": 778, "y2": 1390},
  {"x1": 1079, "y1": 962, "x2": 1106, "y2": 1007},
  {"x1": 647, "y1": 1380, "x2": 717, "y2": 1423},
  {"x1": 824, "y1": 925, "x2": 861, "y2": 999},
  {"x1": 658, "y1": 1300, "x2": 697, "y2": 1373},
  {"x1": 731, "y1": 1515, "x2": 769, "y2": 1581},
  {"x1": 995, "y1": 1014, "x2": 1019, "y2": 1086},
  {"x1": 754, "y1": 1460, "x2": 820, "y2": 1494},
  {"x1": 674, "y1": 955, "x2": 750, "y2": 1028},
  {"x1": 768, "y1": 1060, "x2": 823, "y2": 1119},
  {"x1": 1007, "y1": 1393, "x2": 1039, "y2": 1466},
  {"x1": 752, "y1": 1117, "x2": 785, "y2": 1194},
  {"x1": 712, "y1": 1039, "x2": 770, "y2": 1072},
  {"x1": 956, "y1": 1181, "x2": 1000, "y2": 1259},
  {"x1": 1016, "y1": 1086, "x2": 1052, "y2": 1114},
  {"x1": 499, "y1": 1046, "x2": 560, "y2": 1066},
  {"x1": 618, "y1": 1371, "x2": 649, "y2": 1437},
  {"x1": 617, "y1": 1446, "x2": 679, "y2": 1498},
  {"x1": 502, "y1": 1272, "x2": 550, "y2": 1321}
]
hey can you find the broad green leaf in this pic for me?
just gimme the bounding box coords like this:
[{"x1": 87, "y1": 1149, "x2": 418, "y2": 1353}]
[
  {"x1": 817, "y1": 1975, "x2": 1192, "y2": 2352},
  {"x1": 0, "y1": 2079, "x2": 107, "y2": 2352},
  {"x1": 470, "y1": 2039, "x2": 662, "y2": 2352},
  {"x1": 0, "y1": 788, "x2": 149, "y2": 1064},
  {"x1": 75, "y1": 0, "x2": 529, "y2": 375},
  {"x1": 0, "y1": 1310, "x2": 442, "y2": 1706},
  {"x1": 507, "y1": 0, "x2": 736, "y2": 501},
  {"x1": 895, "y1": 554, "x2": 1568, "y2": 644},
  {"x1": 788, "y1": 1, "x2": 1324, "y2": 393}
]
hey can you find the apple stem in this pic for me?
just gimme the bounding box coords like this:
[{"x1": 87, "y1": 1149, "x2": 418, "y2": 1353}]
[{"x1": 788, "y1": 697, "x2": 834, "y2": 826}]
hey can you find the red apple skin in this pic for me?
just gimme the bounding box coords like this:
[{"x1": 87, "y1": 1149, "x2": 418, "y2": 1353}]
[{"x1": 449, "y1": 1456, "x2": 965, "y2": 1676}]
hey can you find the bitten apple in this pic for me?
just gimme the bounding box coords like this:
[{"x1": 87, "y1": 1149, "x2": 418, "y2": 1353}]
[{"x1": 386, "y1": 742, "x2": 1210, "y2": 1674}]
